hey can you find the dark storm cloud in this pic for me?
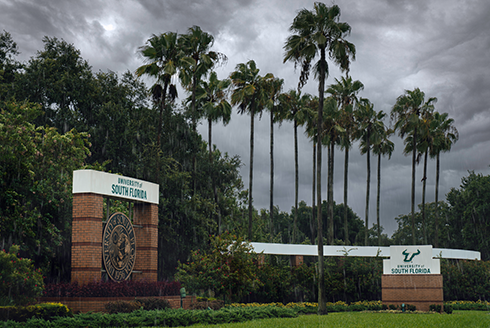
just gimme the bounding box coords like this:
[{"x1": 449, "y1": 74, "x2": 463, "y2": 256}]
[{"x1": 2, "y1": 0, "x2": 490, "y2": 236}]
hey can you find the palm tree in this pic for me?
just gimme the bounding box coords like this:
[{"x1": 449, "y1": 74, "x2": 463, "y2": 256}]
[
  {"x1": 277, "y1": 89, "x2": 310, "y2": 242},
  {"x1": 265, "y1": 77, "x2": 284, "y2": 239},
  {"x1": 179, "y1": 26, "x2": 227, "y2": 132},
  {"x1": 326, "y1": 76, "x2": 363, "y2": 244},
  {"x1": 136, "y1": 32, "x2": 184, "y2": 183},
  {"x1": 372, "y1": 127, "x2": 394, "y2": 246},
  {"x1": 304, "y1": 96, "x2": 320, "y2": 244},
  {"x1": 322, "y1": 97, "x2": 344, "y2": 244},
  {"x1": 391, "y1": 88, "x2": 437, "y2": 245},
  {"x1": 196, "y1": 71, "x2": 232, "y2": 233},
  {"x1": 356, "y1": 98, "x2": 385, "y2": 246},
  {"x1": 179, "y1": 26, "x2": 227, "y2": 197},
  {"x1": 230, "y1": 60, "x2": 274, "y2": 240},
  {"x1": 415, "y1": 107, "x2": 435, "y2": 245},
  {"x1": 429, "y1": 112, "x2": 458, "y2": 247},
  {"x1": 284, "y1": 3, "x2": 355, "y2": 314}
]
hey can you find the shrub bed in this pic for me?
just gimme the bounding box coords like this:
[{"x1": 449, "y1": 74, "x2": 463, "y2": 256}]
[
  {"x1": 0, "y1": 303, "x2": 72, "y2": 322},
  {"x1": 445, "y1": 300, "x2": 490, "y2": 311},
  {"x1": 2, "y1": 305, "x2": 298, "y2": 327}
]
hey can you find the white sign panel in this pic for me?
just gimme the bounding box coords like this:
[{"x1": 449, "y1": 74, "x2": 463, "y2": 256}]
[
  {"x1": 73, "y1": 170, "x2": 159, "y2": 204},
  {"x1": 383, "y1": 245, "x2": 440, "y2": 274}
]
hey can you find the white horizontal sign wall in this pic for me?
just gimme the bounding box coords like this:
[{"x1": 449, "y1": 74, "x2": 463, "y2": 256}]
[
  {"x1": 250, "y1": 243, "x2": 480, "y2": 261},
  {"x1": 73, "y1": 170, "x2": 159, "y2": 204}
]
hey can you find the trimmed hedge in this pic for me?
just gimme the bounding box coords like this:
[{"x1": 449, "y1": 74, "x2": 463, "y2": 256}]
[
  {"x1": 2, "y1": 305, "x2": 298, "y2": 327},
  {"x1": 0, "y1": 302, "x2": 72, "y2": 322}
]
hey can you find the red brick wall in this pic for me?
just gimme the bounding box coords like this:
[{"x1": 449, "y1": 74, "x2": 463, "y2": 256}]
[
  {"x1": 71, "y1": 193, "x2": 104, "y2": 284},
  {"x1": 40, "y1": 295, "x2": 196, "y2": 313},
  {"x1": 382, "y1": 274, "x2": 443, "y2": 312},
  {"x1": 133, "y1": 203, "x2": 158, "y2": 281}
]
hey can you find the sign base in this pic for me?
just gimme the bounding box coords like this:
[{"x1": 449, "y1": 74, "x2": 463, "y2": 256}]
[{"x1": 382, "y1": 274, "x2": 443, "y2": 312}]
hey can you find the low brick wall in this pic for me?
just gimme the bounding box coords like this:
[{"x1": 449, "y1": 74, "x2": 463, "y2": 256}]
[
  {"x1": 40, "y1": 295, "x2": 196, "y2": 313},
  {"x1": 382, "y1": 274, "x2": 443, "y2": 312}
]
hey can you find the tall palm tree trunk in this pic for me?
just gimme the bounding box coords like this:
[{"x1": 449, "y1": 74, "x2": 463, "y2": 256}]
[
  {"x1": 311, "y1": 141, "x2": 316, "y2": 244},
  {"x1": 422, "y1": 150, "x2": 428, "y2": 245},
  {"x1": 248, "y1": 108, "x2": 255, "y2": 240},
  {"x1": 317, "y1": 47, "x2": 327, "y2": 316},
  {"x1": 270, "y1": 109, "x2": 274, "y2": 240},
  {"x1": 365, "y1": 131, "x2": 371, "y2": 246},
  {"x1": 434, "y1": 153, "x2": 440, "y2": 248},
  {"x1": 328, "y1": 141, "x2": 334, "y2": 244},
  {"x1": 209, "y1": 118, "x2": 221, "y2": 234},
  {"x1": 411, "y1": 128, "x2": 417, "y2": 245},
  {"x1": 294, "y1": 119, "x2": 299, "y2": 243},
  {"x1": 156, "y1": 81, "x2": 169, "y2": 184},
  {"x1": 344, "y1": 147, "x2": 349, "y2": 244},
  {"x1": 376, "y1": 152, "x2": 381, "y2": 245}
]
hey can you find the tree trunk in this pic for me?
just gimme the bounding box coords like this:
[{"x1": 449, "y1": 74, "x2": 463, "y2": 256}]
[
  {"x1": 248, "y1": 108, "x2": 255, "y2": 240},
  {"x1": 270, "y1": 109, "x2": 274, "y2": 240},
  {"x1": 328, "y1": 141, "x2": 334, "y2": 245},
  {"x1": 209, "y1": 118, "x2": 220, "y2": 234},
  {"x1": 294, "y1": 119, "x2": 299, "y2": 243},
  {"x1": 422, "y1": 150, "x2": 428, "y2": 245},
  {"x1": 365, "y1": 130, "x2": 371, "y2": 246},
  {"x1": 344, "y1": 146, "x2": 349, "y2": 245},
  {"x1": 376, "y1": 152, "x2": 381, "y2": 246},
  {"x1": 411, "y1": 127, "x2": 417, "y2": 245},
  {"x1": 156, "y1": 81, "x2": 169, "y2": 185},
  {"x1": 434, "y1": 152, "x2": 440, "y2": 248},
  {"x1": 311, "y1": 141, "x2": 316, "y2": 244},
  {"x1": 317, "y1": 47, "x2": 327, "y2": 316},
  {"x1": 192, "y1": 74, "x2": 198, "y2": 196}
]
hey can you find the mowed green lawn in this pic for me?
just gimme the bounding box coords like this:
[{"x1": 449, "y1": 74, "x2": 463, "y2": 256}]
[{"x1": 179, "y1": 311, "x2": 489, "y2": 328}]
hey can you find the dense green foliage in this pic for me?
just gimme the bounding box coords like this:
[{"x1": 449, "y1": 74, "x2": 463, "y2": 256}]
[
  {"x1": 0, "y1": 302, "x2": 72, "y2": 322},
  {"x1": 2, "y1": 306, "x2": 297, "y2": 327},
  {"x1": 176, "y1": 232, "x2": 262, "y2": 302},
  {"x1": 104, "y1": 298, "x2": 171, "y2": 314},
  {"x1": 392, "y1": 171, "x2": 490, "y2": 260},
  {"x1": 0, "y1": 245, "x2": 44, "y2": 305}
]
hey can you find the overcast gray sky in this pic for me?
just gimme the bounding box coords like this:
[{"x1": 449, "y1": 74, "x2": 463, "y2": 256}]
[{"x1": 2, "y1": 0, "x2": 490, "y2": 236}]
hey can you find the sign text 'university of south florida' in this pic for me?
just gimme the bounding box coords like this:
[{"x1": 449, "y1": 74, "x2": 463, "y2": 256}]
[{"x1": 72, "y1": 169, "x2": 159, "y2": 204}]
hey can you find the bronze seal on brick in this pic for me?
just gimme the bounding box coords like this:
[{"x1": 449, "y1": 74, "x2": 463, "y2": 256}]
[{"x1": 102, "y1": 212, "x2": 136, "y2": 281}]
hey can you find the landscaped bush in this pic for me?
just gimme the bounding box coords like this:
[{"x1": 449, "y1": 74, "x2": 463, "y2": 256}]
[
  {"x1": 43, "y1": 280, "x2": 181, "y2": 297},
  {"x1": 136, "y1": 297, "x2": 171, "y2": 310},
  {"x1": 105, "y1": 300, "x2": 142, "y2": 314},
  {"x1": 0, "y1": 245, "x2": 44, "y2": 306},
  {"x1": 443, "y1": 304, "x2": 453, "y2": 314},
  {"x1": 230, "y1": 300, "x2": 384, "y2": 313},
  {"x1": 445, "y1": 300, "x2": 489, "y2": 311},
  {"x1": 0, "y1": 302, "x2": 72, "y2": 322},
  {"x1": 430, "y1": 304, "x2": 442, "y2": 313},
  {"x1": 1, "y1": 304, "x2": 298, "y2": 327},
  {"x1": 176, "y1": 232, "x2": 263, "y2": 303},
  {"x1": 189, "y1": 297, "x2": 224, "y2": 310}
]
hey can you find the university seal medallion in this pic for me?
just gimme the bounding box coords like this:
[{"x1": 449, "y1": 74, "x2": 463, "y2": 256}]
[{"x1": 102, "y1": 212, "x2": 136, "y2": 281}]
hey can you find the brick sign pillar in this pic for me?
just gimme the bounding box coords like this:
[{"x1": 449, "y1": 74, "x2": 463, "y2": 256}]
[
  {"x1": 71, "y1": 170, "x2": 159, "y2": 284},
  {"x1": 382, "y1": 245, "x2": 443, "y2": 312},
  {"x1": 133, "y1": 203, "x2": 159, "y2": 281},
  {"x1": 71, "y1": 193, "x2": 104, "y2": 284}
]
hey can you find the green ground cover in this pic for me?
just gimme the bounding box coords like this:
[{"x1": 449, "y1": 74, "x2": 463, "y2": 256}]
[{"x1": 181, "y1": 311, "x2": 490, "y2": 328}]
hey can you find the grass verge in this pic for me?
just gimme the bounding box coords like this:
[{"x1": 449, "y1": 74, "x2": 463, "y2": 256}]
[{"x1": 180, "y1": 311, "x2": 490, "y2": 328}]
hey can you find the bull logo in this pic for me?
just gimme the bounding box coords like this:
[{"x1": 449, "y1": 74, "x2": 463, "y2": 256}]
[{"x1": 402, "y1": 249, "x2": 420, "y2": 262}]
